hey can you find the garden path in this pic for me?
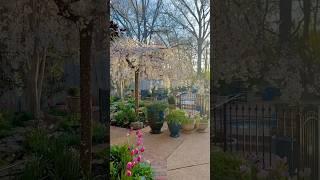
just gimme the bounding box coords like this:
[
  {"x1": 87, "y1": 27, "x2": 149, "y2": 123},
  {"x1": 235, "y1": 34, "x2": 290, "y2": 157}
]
[{"x1": 110, "y1": 124, "x2": 210, "y2": 180}]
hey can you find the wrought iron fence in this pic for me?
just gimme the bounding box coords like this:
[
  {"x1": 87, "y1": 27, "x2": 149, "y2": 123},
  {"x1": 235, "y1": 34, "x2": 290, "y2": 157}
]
[
  {"x1": 213, "y1": 101, "x2": 319, "y2": 179},
  {"x1": 176, "y1": 92, "x2": 210, "y2": 117}
]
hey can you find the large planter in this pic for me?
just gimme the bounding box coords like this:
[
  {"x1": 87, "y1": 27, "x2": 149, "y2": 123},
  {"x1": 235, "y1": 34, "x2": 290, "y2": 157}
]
[
  {"x1": 66, "y1": 96, "x2": 80, "y2": 113},
  {"x1": 197, "y1": 122, "x2": 208, "y2": 132},
  {"x1": 168, "y1": 122, "x2": 181, "y2": 138},
  {"x1": 182, "y1": 120, "x2": 195, "y2": 133},
  {"x1": 148, "y1": 111, "x2": 165, "y2": 134}
]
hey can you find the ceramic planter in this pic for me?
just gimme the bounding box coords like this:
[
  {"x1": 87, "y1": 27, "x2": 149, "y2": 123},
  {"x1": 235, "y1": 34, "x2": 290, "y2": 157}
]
[
  {"x1": 197, "y1": 122, "x2": 208, "y2": 132},
  {"x1": 130, "y1": 121, "x2": 144, "y2": 130},
  {"x1": 168, "y1": 122, "x2": 181, "y2": 138},
  {"x1": 182, "y1": 120, "x2": 195, "y2": 133},
  {"x1": 148, "y1": 111, "x2": 165, "y2": 134}
]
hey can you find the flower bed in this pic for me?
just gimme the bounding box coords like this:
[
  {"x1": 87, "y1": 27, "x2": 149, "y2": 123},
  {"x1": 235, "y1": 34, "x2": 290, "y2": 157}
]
[{"x1": 110, "y1": 129, "x2": 153, "y2": 180}]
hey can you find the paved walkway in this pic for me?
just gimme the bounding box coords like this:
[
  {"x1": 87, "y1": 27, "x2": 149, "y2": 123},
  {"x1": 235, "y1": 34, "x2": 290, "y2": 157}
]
[{"x1": 110, "y1": 124, "x2": 210, "y2": 180}]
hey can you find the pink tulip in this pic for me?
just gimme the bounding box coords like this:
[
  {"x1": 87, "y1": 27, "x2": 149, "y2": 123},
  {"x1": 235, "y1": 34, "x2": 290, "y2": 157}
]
[
  {"x1": 137, "y1": 155, "x2": 142, "y2": 162},
  {"x1": 134, "y1": 148, "x2": 139, "y2": 154},
  {"x1": 136, "y1": 139, "x2": 142, "y2": 146},
  {"x1": 131, "y1": 150, "x2": 135, "y2": 156},
  {"x1": 140, "y1": 146, "x2": 145, "y2": 152},
  {"x1": 126, "y1": 162, "x2": 133, "y2": 170},
  {"x1": 126, "y1": 170, "x2": 132, "y2": 176},
  {"x1": 132, "y1": 161, "x2": 137, "y2": 167}
]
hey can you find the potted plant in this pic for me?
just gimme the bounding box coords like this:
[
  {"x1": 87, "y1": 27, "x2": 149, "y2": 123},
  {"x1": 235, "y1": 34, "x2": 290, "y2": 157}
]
[
  {"x1": 181, "y1": 112, "x2": 196, "y2": 133},
  {"x1": 167, "y1": 95, "x2": 176, "y2": 109},
  {"x1": 197, "y1": 116, "x2": 209, "y2": 132},
  {"x1": 66, "y1": 87, "x2": 80, "y2": 113},
  {"x1": 166, "y1": 109, "x2": 186, "y2": 138},
  {"x1": 194, "y1": 114, "x2": 201, "y2": 129},
  {"x1": 147, "y1": 101, "x2": 168, "y2": 134}
]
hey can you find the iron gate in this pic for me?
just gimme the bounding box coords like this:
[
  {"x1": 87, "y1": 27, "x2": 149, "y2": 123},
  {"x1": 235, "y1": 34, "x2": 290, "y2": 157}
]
[{"x1": 212, "y1": 102, "x2": 319, "y2": 179}]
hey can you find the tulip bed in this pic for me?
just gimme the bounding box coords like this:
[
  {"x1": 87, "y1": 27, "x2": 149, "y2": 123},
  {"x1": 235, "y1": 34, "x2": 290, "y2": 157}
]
[{"x1": 110, "y1": 129, "x2": 153, "y2": 180}]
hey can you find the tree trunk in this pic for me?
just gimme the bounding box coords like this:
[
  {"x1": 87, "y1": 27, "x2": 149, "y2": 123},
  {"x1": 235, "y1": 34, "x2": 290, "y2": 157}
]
[
  {"x1": 197, "y1": 40, "x2": 202, "y2": 75},
  {"x1": 135, "y1": 69, "x2": 139, "y2": 114},
  {"x1": 314, "y1": 0, "x2": 319, "y2": 32},
  {"x1": 79, "y1": 21, "x2": 93, "y2": 176},
  {"x1": 204, "y1": 46, "x2": 208, "y2": 73},
  {"x1": 303, "y1": 0, "x2": 311, "y2": 39},
  {"x1": 120, "y1": 80, "x2": 124, "y2": 99},
  {"x1": 279, "y1": 0, "x2": 292, "y2": 48}
]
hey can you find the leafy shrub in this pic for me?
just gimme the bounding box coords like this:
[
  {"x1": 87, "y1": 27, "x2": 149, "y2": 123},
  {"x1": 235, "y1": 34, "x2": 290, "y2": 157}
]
[
  {"x1": 211, "y1": 151, "x2": 251, "y2": 180},
  {"x1": 23, "y1": 130, "x2": 81, "y2": 180},
  {"x1": 114, "y1": 107, "x2": 136, "y2": 126},
  {"x1": 20, "y1": 156, "x2": 47, "y2": 180},
  {"x1": 0, "y1": 113, "x2": 12, "y2": 138},
  {"x1": 58, "y1": 114, "x2": 80, "y2": 132},
  {"x1": 92, "y1": 122, "x2": 106, "y2": 144},
  {"x1": 0, "y1": 111, "x2": 33, "y2": 134},
  {"x1": 51, "y1": 148, "x2": 81, "y2": 180},
  {"x1": 57, "y1": 132, "x2": 80, "y2": 147},
  {"x1": 131, "y1": 162, "x2": 153, "y2": 180},
  {"x1": 110, "y1": 144, "x2": 132, "y2": 180},
  {"x1": 48, "y1": 108, "x2": 67, "y2": 117},
  {"x1": 147, "y1": 101, "x2": 168, "y2": 114},
  {"x1": 11, "y1": 112, "x2": 34, "y2": 126},
  {"x1": 166, "y1": 109, "x2": 186, "y2": 125},
  {"x1": 25, "y1": 129, "x2": 50, "y2": 155}
]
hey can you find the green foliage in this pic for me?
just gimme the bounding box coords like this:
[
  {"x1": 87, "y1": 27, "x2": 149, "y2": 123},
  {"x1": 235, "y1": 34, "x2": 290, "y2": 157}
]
[
  {"x1": 137, "y1": 107, "x2": 147, "y2": 123},
  {"x1": 25, "y1": 129, "x2": 50, "y2": 154},
  {"x1": 166, "y1": 109, "x2": 186, "y2": 125},
  {"x1": 0, "y1": 112, "x2": 12, "y2": 138},
  {"x1": 147, "y1": 101, "x2": 168, "y2": 113},
  {"x1": 0, "y1": 111, "x2": 33, "y2": 137},
  {"x1": 20, "y1": 156, "x2": 47, "y2": 180},
  {"x1": 48, "y1": 108, "x2": 68, "y2": 117},
  {"x1": 167, "y1": 96, "x2": 176, "y2": 105},
  {"x1": 58, "y1": 114, "x2": 80, "y2": 132},
  {"x1": 114, "y1": 102, "x2": 136, "y2": 126},
  {"x1": 51, "y1": 148, "x2": 81, "y2": 180},
  {"x1": 23, "y1": 129, "x2": 81, "y2": 180},
  {"x1": 11, "y1": 112, "x2": 34, "y2": 126},
  {"x1": 131, "y1": 162, "x2": 153, "y2": 180},
  {"x1": 92, "y1": 122, "x2": 106, "y2": 144},
  {"x1": 211, "y1": 151, "x2": 251, "y2": 180},
  {"x1": 67, "y1": 87, "x2": 80, "y2": 97},
  {"x1": 110, "y1": 144, "x2": 132, "y2": 180},
  {"x1": 57, "y1": 132, "x2": 81, "y2": 148}
]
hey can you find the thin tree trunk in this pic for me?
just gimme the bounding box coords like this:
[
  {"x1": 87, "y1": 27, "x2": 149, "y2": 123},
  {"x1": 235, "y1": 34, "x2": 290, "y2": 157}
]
[
  {"x1": 204, "y1": 46, "x2": 208, "y2": 73},
  {"x1": 314, "y1": 0, "x2": 319, "y2": 32},
  {"x1": 135, "y1": 69, "x2": 139, "y2": 114},
  {"x1": 197, "y1": 40, "x2": 202, "y2": 75},
  {"x1": 120, "y1": 80, "x2": 124, "y2": 99},
  {"x1": 79, "y1": 21, "x2": 93, "y2": 176},
  {"x1": 303, "y1": 0, "x2": 311, "y2": 39},
  {"x1": 279, "y1": 0, "x2": 292, "y2": 48}
]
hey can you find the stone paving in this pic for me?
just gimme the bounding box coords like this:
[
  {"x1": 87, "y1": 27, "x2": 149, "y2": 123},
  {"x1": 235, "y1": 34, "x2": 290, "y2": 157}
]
[{"x1": 110, "y1": 123, "x2": 210, "y2": 180}]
